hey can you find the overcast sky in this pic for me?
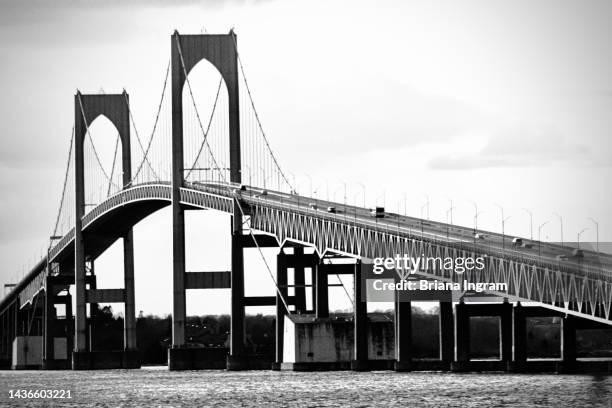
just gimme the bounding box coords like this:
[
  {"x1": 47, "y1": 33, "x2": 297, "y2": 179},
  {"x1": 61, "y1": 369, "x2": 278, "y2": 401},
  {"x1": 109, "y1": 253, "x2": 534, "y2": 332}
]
[{"x1": 1, "y1": 0, "x2": 610, "y2": 316}]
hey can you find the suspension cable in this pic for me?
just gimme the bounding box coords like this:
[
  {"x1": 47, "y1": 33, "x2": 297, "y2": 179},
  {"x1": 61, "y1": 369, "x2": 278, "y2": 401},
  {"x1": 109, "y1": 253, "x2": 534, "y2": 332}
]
[
  {"x1": 175, "y1": 32, "x2": 292, "y2": 314},
  {"x1": 230, "y1": 32, "x2": 293, "y2": 192},
  {"x1": 184, "y1": 78, "x2": 223, "y2": 180},
  {"x1": 107, "y1": 134, "x2": 120, "y2": 196},
  {"x1": 51, "y1": 127, "x2": 75, "y2": 238},
  {"x1": 125, "y1": 59, "x2": 170, "y2": 184}
]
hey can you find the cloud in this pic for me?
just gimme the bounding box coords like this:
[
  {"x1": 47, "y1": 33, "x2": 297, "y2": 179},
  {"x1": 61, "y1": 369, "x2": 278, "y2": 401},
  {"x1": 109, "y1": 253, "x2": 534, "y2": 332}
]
[{"x1": 428, "y1": 124, "x2": 595, "y2": 170}]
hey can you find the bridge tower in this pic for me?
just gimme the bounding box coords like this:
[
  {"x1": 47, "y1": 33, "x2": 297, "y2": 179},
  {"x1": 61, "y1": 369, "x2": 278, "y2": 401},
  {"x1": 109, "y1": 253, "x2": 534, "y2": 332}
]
[
  {"x1": 72, "y1": 92, "x2": 138, "y2": 369},
  {"x1": 169, "y1": 31, "x2": 245, "y2": 369}
]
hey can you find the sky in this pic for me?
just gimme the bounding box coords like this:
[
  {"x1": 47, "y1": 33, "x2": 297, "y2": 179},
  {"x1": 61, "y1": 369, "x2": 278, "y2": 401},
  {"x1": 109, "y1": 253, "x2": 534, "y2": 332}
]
[{"x1": 0, "y1": 0, "x2": 611, "y2": 316}]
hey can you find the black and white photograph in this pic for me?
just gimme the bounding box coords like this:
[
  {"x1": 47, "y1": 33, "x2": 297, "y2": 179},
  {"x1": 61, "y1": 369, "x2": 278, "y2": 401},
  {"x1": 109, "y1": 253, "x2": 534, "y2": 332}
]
[{"x1": 0, "y1": 0, "x2": 611, "y2": 406}]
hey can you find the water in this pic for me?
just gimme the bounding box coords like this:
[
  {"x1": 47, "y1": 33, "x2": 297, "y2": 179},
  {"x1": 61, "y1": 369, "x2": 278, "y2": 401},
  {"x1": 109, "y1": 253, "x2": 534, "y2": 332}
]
[{"x1": 1, "y1": 367, "x2": 612, "y2": 407}]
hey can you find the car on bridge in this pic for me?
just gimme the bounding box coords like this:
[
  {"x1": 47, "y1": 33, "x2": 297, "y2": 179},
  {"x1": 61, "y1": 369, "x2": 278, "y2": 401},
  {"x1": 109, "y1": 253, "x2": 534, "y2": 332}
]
[{"x1": 370, "y1": 207, "x2": 385, "y2": 218}]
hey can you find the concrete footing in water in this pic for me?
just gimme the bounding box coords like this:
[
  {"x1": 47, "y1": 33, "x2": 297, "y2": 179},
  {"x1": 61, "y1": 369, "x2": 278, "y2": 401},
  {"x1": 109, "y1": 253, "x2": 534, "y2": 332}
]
[
  {"x1": 167, "y1": 347, "x2": 273, "y2": 371},
  {"x1": 72, "y1": 350, "x2": 141, "y2": 370}
]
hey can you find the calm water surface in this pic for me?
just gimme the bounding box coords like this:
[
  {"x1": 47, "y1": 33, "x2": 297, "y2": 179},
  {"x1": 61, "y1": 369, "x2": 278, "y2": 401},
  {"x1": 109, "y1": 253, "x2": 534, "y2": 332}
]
[{"x1": 1, "y1": 367, "x2": 611, "y2": 407}]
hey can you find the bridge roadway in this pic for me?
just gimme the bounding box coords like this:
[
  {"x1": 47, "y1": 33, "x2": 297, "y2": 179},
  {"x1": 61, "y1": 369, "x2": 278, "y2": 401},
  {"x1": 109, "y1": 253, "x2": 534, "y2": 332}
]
[
  {"x1": 230, "y1": 183, "x2": 612, "y2": 276},
  {"x1": 2, "y1": 181, "x2": 612, "y2": 323}
]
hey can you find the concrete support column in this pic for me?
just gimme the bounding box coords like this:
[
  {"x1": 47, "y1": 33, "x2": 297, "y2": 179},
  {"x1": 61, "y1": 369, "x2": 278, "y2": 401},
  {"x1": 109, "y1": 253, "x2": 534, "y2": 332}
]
[
  {"x1": 274, "y1": 253, "x2": 288, "y2": 369},
  {"x1": 65, "y1": 294, "x2": 73, "y2": 358},
  {"x1": 394, "y1": 289, "x2": 412, "y2": 371},
  {"x1": 227, "y1": 210, "x2": 247, "y2": 370},
  {"x1": 561, "y1": 315, "x2": 577, "y2": 365},
  {"x1": 351, "y1": 261, "x2": 368, "y2": 371},
  {"x1": 43, "y1": 279, "x2": 56, "y2": 367},
  {"x1": 439, "y1": 301, "x2": 454, "y2": 363},
  {"x1": 500, "y1": 301, "x2": 513, "y2": 363},
  {"x1": 293, "y1": 247, "x2": 306, "y2": 313},
  {"x1": 455, "y1": 301, "x2": 470, "y2": 362},
  {"x1": 123, "y1": 230, "x2": 137, "y2": 350},
  {"x1": 87, "y1": 264, "x2": 96, "y2": 352},
  {"x1": 512, "y1": 303, "x2": 527, "y2": 367},
  {"x1": 315, "y1": 263, "x2": 329, "y2": 319},
  {"x1": 171, "y1": 203, "x2": 186, "y2": 348}
]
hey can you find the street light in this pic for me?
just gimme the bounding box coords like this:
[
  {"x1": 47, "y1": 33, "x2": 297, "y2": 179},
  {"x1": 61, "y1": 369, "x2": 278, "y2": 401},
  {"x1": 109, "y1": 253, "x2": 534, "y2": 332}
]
[
  {"x1": 469, "y1": 200, "x2": 481, "y2": 231},
  {"x1": 447, "y1": 198, "x2": 454, "y2": 225},
  {"x1": 305, "y1": 173, "x2": 313, "y2": 197},
  {"x1": 243, "y1": 165, "x2": 252, "y2": 187},
  {"x1": 333, "y1": 182, "x2": 347, "y2": 206},
  {"x1": 553, "y1": 212, "x2": 564, "y2": 246},
  {"x1": 522, "y1": 208, "x2": 533, "y2": 241},
  {"x1": 376, "y1": 190, "x2": 386, "y2": 207},
  {"x1": 259, "y1": 166, "x2": 266, "y2": 189},
  {"x1": 446, "y1": 205, "x2": 456, "y2": 240},
  {"x1": 474, "y1": 211, "x2": 484, "y2": 232},
  {"x1": 495, "y1": 204, "x2": 511, "y2": 250},
  {"x1": 423, "y1": 195, "x2": 430, "y2": 220},
  {"x1": 353, "y1": 191, "x2": 362, "y2": 207},
  {"x1": 538, "y1": 221, "x2": 549, "y2": 257},
  {"x1": 577, "y1": 228, "x2": 589, "y2": 250},
  {"x1": 588, "y1": 217, "x2": 599, "y2": 253},
  {"x1": 446, "y1": 206, "x2": 456, "y2": 224},
  {"x1": 357, "y1": 182, "x2": 366, "y2": 208}
]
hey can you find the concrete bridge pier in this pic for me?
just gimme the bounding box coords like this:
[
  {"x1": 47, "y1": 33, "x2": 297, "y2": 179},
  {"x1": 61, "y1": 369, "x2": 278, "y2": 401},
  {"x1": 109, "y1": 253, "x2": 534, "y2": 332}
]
[
  {"x1": 273, "y1": 246, "x2": 319, "y2": 370},
  {"x1": 394, "y1": 285, "x2": 412, "y2": 371},
  {"x1": 352, "y1": 261, "x2": 369, "y2": 371},
  {"x1": 558, "y1": 315, "x2": 577, "y2": 373},
  {"x1": 510, "y1": 303, "x2": 527, "y2": 371},
  {"x1": 226, "y1": 220, "x2": 247, "y2": 371},
  {"x1": 42, "y1": 284, "x2": 74, "y2": 370},
  {"x1": 273, "y1": 252, "x2": 288, "y2": 370},
  {"x1": 451, "y1": 300, "x2": 513, "y2": 372},
  {"x1": 72, "y1": 241, "x2": 140, "y2": 370},
  {"x1": 0, "y1": 303, "x2": 17, "y2": 368},
  {"x1": 439, "y1": 301, "x2": 454, "y2": 367},
  {"x1": 315, "y1": 261, "x2": 329, "y2": 319}
]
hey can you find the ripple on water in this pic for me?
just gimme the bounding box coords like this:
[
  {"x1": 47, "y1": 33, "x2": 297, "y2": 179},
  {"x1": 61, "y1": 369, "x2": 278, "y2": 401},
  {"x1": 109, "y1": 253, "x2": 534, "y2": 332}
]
[{"x1": 1, "y1": 369, "x2": 612, "y2": 407}]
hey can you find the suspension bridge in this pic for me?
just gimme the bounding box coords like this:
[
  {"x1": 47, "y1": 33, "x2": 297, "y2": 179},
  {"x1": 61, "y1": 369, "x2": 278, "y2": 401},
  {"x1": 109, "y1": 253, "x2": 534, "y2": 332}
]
[{"x1": 1, "y1": 30, "x2": 611, "y2": 372}]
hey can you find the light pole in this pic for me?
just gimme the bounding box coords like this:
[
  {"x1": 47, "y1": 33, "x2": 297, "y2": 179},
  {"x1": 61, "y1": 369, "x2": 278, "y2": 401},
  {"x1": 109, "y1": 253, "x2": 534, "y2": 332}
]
[
  {"x1": 305, "y1": 173, "x2": 313, "y2": 197},
  {"x1": 286, "y1": 171, "x2": 297, "y2": 194},
  {"x1": 588, "y1": 217, "x2": 599, "y2": 253},
  {"x1": 447, "y1": 198, "x2": 454, "y2": 225},
  {"x1": 376, "y1": 190, "x2": 386, "y2": 208},
  {"x1": 474, "y1": 211, "x2": 484, "y2": 232},
  {"x1": 259, "y1": 166, "x2": 266, "y2": 190},
  {"x1": 553, "y1": 212, "x2": 564, "y2": 246},
  {"x1": 522, "y1": 208, "x2": 533, "y2": 241},
  {"x1": 538, "y1": 221, "x2": 549, "y2": 257},
  {"x1": 495, "y1": 204, "x2": 511, "y2": 250},
  {"x1": 333, "y1": 181, "x2": 347, "y2": 207},
  {"x1": 446, "y1": 206, "x2": 455, "y2": 240},
  {"x1": 244, "y1": 165, "x2": 252, "y2": 187},
  {"x1": 333, "y1": 185, "x2": 343, "y2": 203},
  {"x1": 357, "y1": 182, "x2": 366, "y2": 208},
  {"x1": 577, "y1": 228, "x2": 589, "y2": 250},
  {"x1": 423, "y1": 195, "x2": 430, "y2": 220},
  {"x1": 469, "y1": 201, "x2": 481, "y2": 231}
]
